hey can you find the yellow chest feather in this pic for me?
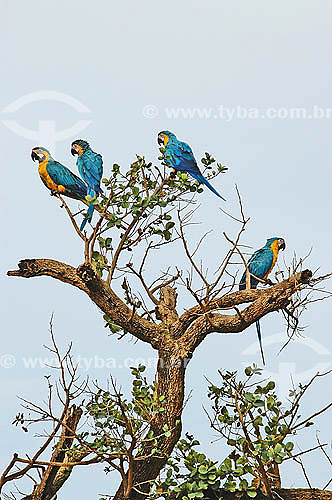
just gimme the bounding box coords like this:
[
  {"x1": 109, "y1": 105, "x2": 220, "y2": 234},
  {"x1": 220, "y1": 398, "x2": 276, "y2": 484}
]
[
  {"x1": 38, "y1": 160, "x2": 58, "y2": 190},
  {"x1": 264, "y1": 240, "x2": 279, "y2": 278},
  {"x1": 38, "y1": 160, "x2": 65, "y2": 192}
]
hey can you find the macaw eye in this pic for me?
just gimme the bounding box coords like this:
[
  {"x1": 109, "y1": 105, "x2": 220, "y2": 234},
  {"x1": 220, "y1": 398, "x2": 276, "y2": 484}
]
[{"x1": 278, "y1": 239, "x2": 286, "y2": 250}]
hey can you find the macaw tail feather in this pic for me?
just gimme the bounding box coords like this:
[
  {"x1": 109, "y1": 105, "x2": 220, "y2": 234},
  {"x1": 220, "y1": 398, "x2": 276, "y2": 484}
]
[
  {"x1": 255, "y1": 320, "x2": 266, "y2": 366},
  {"x1": 80, "y1": 204, "x2": 94, "y2": 231},
  {"x1": 191, "y1": 173, "x2": 226, "y2": 201}
]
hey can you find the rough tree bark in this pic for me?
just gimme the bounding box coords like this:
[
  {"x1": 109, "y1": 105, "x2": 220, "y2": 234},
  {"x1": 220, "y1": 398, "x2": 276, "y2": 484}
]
[{"x1": 7, "y1": 259, "x2": 314, "y2": 499}]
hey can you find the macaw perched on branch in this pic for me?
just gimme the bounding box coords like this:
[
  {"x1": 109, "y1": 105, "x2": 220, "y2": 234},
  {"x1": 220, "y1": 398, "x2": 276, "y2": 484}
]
[
  {"x1": 71, "y1": 139, "x2": 103, "y2": 231},
  {"x1": 239, "y1": 237, "x2": 286, "y2": 365},
  {"x1": 157, "y1": 130, "x2": 226, "y2": 201},
  {"x1": 31, "y1": 147, "x2": 88, "y2": 203}
]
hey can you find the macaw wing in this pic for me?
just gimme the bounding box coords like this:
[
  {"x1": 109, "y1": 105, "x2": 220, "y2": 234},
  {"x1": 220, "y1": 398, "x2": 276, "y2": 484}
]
[
  {"x1": 47, "y1": 161, "x2": 87, "y2": 198},
  {"x1": 240, "y1": 248, "x2": 273, "y2": 289},
  {"x1": 178, "y1": 139, "x2": 194, "y2": 154},
  {"x1": 77, "y1": 154, "x2": 103, "y2": 193},
  {"x1": 167, "y1": 140, "x2": 201, "y2": 175},
  {"x1": 176, "y1": 140, "x2": 198, "y2": 163},
  {"x1": 248, "y1": 248, "x2": 273, "y2": 279}
]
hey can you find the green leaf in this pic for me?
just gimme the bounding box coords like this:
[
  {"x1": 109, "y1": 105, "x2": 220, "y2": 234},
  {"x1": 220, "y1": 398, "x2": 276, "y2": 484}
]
[
  {"x1": 274, "y1": 443, "x2": 282, "y2": 453},
  {"x1": 267, "y1": 381, "x2": 276, "y2": 391},
  {"x1": 285, "y1": 442, "x2": 294, "y2": 452},
  {"x1": 198, "y1": 465, "x2": 207, "y2": 474}
]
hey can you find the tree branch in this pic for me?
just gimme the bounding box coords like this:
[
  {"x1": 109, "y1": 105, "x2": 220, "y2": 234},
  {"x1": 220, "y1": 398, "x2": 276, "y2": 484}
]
[{"x1": 7, "y1": 259, "x2": 159, "y2": 347}]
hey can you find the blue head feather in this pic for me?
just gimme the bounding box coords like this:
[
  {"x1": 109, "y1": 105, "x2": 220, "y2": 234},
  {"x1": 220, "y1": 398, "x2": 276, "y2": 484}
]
[
  {"x1": 266, "y1": 237, "x2": 282, "y2": 247},
  {"x1": 158, "y1": 130, "x2": 177, "y2": 141},
  {"x1": 72, "y1": 139, "x2": 91, "y2": 152}
]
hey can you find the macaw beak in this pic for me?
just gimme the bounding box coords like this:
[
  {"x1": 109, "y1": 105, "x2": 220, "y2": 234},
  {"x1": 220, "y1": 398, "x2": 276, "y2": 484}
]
[
  {"x1": 157, "y1": 134, "x2": 164, "y2": 146},
  {"x1": 31, "y1": 150, "x2": 39, "y2": 162},
  {"x1": 279, "y1": 239, "x2": 286, "y2": 251},
  {"x1": 71, "y1": 146, "x2": 78, "y2": 156}
]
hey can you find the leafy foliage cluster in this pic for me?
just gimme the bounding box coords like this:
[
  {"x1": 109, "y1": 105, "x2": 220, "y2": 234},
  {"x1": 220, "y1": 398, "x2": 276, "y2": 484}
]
[
  {"x1": 90, "y1": 152, "x2": 227, "y2": 279},
  {"x1": 155, "y1": 365, "x2": 323, "y2": 499},
  {"x1": 75, "y1": 365, "x2": 170, "y2": 473}
]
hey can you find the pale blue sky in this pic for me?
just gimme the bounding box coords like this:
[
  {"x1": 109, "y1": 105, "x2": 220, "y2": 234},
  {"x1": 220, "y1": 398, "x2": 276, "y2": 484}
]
[{"x1": 1, "y1": 0, "x2": 332, "y2": 497}]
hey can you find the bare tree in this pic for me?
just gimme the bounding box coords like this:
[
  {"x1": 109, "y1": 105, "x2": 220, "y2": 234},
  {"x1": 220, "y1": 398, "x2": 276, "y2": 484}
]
[{"x1": 5, "y1": 153, "x2": 331, "y2": 499}]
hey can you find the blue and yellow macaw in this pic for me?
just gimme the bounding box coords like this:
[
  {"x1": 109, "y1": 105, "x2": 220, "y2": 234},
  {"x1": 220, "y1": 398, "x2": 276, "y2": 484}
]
[
  {"x1": 239, "y1": 237, "x2": 286, "y2": 365},
  {"x1": 71, "y1": 139, "x2": 103, "y2": 231},
  {"x1": 31, "y1": 146, "x2": 88, "y2": 203},
  {"x1": 157, "y1": 130, "x2": 226, "y2": 201}
]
